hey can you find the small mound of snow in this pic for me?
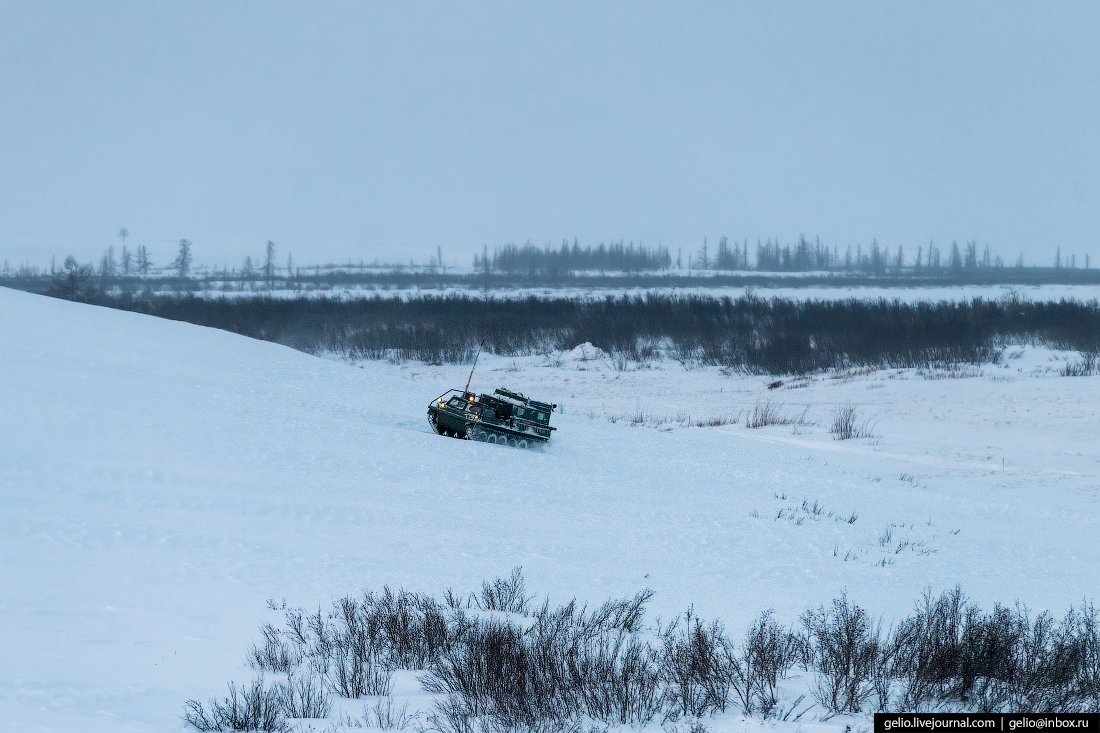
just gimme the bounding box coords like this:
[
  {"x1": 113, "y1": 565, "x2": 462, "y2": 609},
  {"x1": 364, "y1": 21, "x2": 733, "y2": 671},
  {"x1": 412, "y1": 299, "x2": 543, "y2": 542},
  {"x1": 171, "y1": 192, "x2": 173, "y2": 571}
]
[
  {"x1": 1002, "y1": 343, "x2": 1084, "y2": 375},
  {"x1": 564, "y1": 342, "x2": 608, "y2": 361}
]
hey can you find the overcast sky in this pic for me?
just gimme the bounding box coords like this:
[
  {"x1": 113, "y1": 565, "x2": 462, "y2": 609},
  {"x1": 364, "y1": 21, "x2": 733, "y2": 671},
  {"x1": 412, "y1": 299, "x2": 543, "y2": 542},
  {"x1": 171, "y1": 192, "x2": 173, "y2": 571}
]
[{"x1": 1, "y1": 1, "x2": 1097, "y2": 269}]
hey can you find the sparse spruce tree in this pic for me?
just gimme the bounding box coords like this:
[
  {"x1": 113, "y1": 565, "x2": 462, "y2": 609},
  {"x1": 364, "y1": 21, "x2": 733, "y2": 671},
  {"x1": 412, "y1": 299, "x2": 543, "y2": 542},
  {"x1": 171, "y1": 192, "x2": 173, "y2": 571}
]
[
  {"x1": 716, "y1": 236, "x2": 731, "y2": 269},
  {"x1": 99, "y1": 246, "x2": 116, "y2": 277},
  {"x1": 264, "y1": 240, "x2": 276, "y2": 286},
  {"x1": 174, "y1": 239, "x2": 193, "y2": 278},
  {"x1": 136, "y1": 245, "x2": 151, "y2": 275}
]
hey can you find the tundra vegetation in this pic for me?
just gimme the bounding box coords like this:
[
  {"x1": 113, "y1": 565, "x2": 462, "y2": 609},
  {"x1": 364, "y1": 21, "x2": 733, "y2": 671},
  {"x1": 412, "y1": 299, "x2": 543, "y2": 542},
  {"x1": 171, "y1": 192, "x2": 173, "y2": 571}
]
[
  {"x1": 184, "y1": 571, "x2": 1100, "y2": 731},
  {"x1": 59, "y1": 292, "x2": 1100, "y2": 376}
]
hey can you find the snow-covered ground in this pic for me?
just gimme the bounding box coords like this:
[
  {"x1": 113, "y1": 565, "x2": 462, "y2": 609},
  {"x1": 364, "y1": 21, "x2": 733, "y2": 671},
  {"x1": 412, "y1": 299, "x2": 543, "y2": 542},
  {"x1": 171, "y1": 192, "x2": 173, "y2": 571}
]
[
  {"x1": 2, "y1": 286, "x2": 1099, "y2": 732},
  {"x1": 178, "y1": 281, "x2": 1100, "y2": 305}
]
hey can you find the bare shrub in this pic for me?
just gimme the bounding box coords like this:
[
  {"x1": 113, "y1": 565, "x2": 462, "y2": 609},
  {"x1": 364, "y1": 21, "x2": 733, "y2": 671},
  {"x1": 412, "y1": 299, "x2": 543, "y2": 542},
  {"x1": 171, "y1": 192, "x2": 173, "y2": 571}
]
[
  {"x1": 421, "y1": 590, "x2": 662, "y2": 728},
  {"x1": 188, "y1": 578, "x2": 1100, "y2": 726},
  {"x1": 830, "y1": 405, "x2": 857, "y2": 439},
  {"x1": 830, "y1": 404, "x2": 876, "y2": 440},
  {"x1": 248, "y1": 623, "x2": 304, "y2": 674},
  {"x1": 290, "y1": 587, "x2": 449, "y2": 683},
  {"x1": 369, "y1": 587, "x2": 451, "y2": 669},
  {"x1": 326, "y1": 621, "x2": 393, "y2": 697},
  {"x1": 567, "y1": 628, "x2": 663, "y2": 725},
  {"x1": 670, "y1": 340, "x2": 701, "y2": 367},
  {"x1": 369, "y1": 699, "x2": 419, "y2": 730},
  {"x1": 422, "y1": 615, "x2": 573, "y2": 727},
  {"x1": 425, "y1": 695, "x2": 580, "y2": 733},
  {"x1": 589, "y1": 589, "x2": 654, "y2": 634},
  {"x1": 693, "y1": 412, "x2": 739, "y2": 427},
  {"x1": 800, "y1": 593, "x2": 880, "y2": 713},
  {"x1": 727, "y1": 611, "x2": 799, "y2": 716},
  {"x1": 889, "y1": 588, "x2": 1100, "y2": 712},
  {"x1": 424, "y1": 697, "x2": 475, "y2": 733},
  {"x1": 1063, "y1": 352, "x2": 1099, "y2": 376},
  {"x1": 1077, "y1": 603, "x2": 1100, "y2": 709},
  {"x1": 746, "y1": 400, "x2": 796, "y2": 428},
  {"x1": 477, "y1": 567, "x2": 533, "y2": 615},
  {"x1": 659, "y1": 611, "x2": 733, "y2": 718},
  {"x1": 279, "y1": 670, "x2": 331, "y2": 718},
  {"x1": 184, "y1": 678, "x2": 288, "y2": 732}
]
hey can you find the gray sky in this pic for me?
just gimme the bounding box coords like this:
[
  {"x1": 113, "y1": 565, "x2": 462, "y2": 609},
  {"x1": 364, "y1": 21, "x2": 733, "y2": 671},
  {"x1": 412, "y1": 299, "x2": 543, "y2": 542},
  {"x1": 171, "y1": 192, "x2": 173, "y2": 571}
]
[{"x1": 1, "y1": 1, "x2": 1097, "y2": 270}]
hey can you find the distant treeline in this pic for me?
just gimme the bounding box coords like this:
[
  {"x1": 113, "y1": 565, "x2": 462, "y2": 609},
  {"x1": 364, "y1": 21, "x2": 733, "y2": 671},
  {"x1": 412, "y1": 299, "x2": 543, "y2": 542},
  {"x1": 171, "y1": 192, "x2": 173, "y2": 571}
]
[
  {"x1": 474, "y1": 240, "x2": 672, "y2": 275},
  {"x1": 477, "y1": 237, "x2": 1092, "y2": 274},
  {"x1": 3, "y1": 235, "x2": 1098, "y2": 292},
  {"x1": 79, "y1": 292, "x2": 1100, "y2": 374}
]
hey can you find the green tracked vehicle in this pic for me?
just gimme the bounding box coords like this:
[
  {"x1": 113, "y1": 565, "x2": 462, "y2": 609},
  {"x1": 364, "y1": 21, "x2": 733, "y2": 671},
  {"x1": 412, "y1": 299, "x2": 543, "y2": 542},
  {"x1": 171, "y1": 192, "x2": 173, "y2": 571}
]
[
  {"x1": 427, "y1": 387, "x2": 556, "y2": 447},
  {"x1": 426, "y1": 344, "x2": 557, "y2": 447}
]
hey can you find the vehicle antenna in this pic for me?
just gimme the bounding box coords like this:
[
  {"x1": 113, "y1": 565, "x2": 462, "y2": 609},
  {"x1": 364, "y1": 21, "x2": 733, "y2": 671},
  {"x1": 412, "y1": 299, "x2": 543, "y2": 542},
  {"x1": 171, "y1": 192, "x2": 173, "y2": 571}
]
[{"x1": 464, "y1": 342, "x2": 484, "y2": 395}]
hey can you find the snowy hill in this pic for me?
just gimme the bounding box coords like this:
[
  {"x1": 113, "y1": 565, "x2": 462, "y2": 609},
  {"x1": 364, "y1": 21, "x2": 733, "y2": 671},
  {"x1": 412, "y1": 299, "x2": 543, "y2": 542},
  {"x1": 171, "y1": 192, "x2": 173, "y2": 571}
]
[{"x1": 2, "y1": 286, "x2": 1099, "y2": 731}]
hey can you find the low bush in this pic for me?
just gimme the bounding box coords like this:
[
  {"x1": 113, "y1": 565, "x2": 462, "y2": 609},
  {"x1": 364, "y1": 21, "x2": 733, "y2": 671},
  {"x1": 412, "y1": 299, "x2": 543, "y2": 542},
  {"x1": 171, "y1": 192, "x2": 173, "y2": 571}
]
[
  {"x1": 800, "y1": 593, "x2": 881, "y2": 713},
  {"x1": 476, "y1": 566, "x2": 533, "y2": 615},
  {"x1": 1063, "y1": 352, "x2": 1099, "y2": 376},
  {"x1": 185, "y1": 574, "x2": 1100, "y2": 730},
  {"x1": 420, "y1": 590, "x2": 664, "y2": 728},
  {"x1": 830, "y1": 404, "x2": 876, "y2": 440},
  {"x1": 368, "y1": 699, "x2": 419, "y2": 730},
  {"x1": 728, "y1": 611, "x2": 799, "y2": 715},
  {"x1": 746, "y1": 400, "x2": 797, "y2": 428},
  {"x1": 658, "y1": 611, "x2": 732, "y2": 717},
  {"x1": 888, "y1": 588, "x2": 1100, "y2": 712},
  {"x1": 184, "y1": 678, "x2": 287, "y2": 732},
  {"x1": 279, "y1": 670, "x2": 331, "y2": 719}
]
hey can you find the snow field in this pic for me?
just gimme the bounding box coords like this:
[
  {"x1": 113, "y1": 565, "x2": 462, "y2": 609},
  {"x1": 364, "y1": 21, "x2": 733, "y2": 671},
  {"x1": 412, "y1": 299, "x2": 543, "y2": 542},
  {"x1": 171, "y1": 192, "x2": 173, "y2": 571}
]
[
  {"x1": 146, "y1": 281, "x2": 1100, "y2": 306},
  {"x1": 2, "y1": 286, "x2": 1099, "y2": 731}
]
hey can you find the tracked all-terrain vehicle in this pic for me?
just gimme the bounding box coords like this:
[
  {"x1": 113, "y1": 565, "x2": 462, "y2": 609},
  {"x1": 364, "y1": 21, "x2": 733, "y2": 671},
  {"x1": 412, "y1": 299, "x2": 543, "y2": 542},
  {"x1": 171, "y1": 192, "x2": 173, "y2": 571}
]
[
  {"x1": 426, "y1": 345, "x2": 557, "y2": 447},
  {"x1": 428, "y1": 387, "x2": 556, "y2": 447}
]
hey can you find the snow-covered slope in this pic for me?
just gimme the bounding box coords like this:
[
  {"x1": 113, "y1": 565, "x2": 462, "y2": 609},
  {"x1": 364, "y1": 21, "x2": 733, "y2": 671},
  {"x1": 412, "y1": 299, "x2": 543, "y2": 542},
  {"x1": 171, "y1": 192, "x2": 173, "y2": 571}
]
[{"x1": 2, "y1": 286, "x2": 1099, "y2": 731}]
